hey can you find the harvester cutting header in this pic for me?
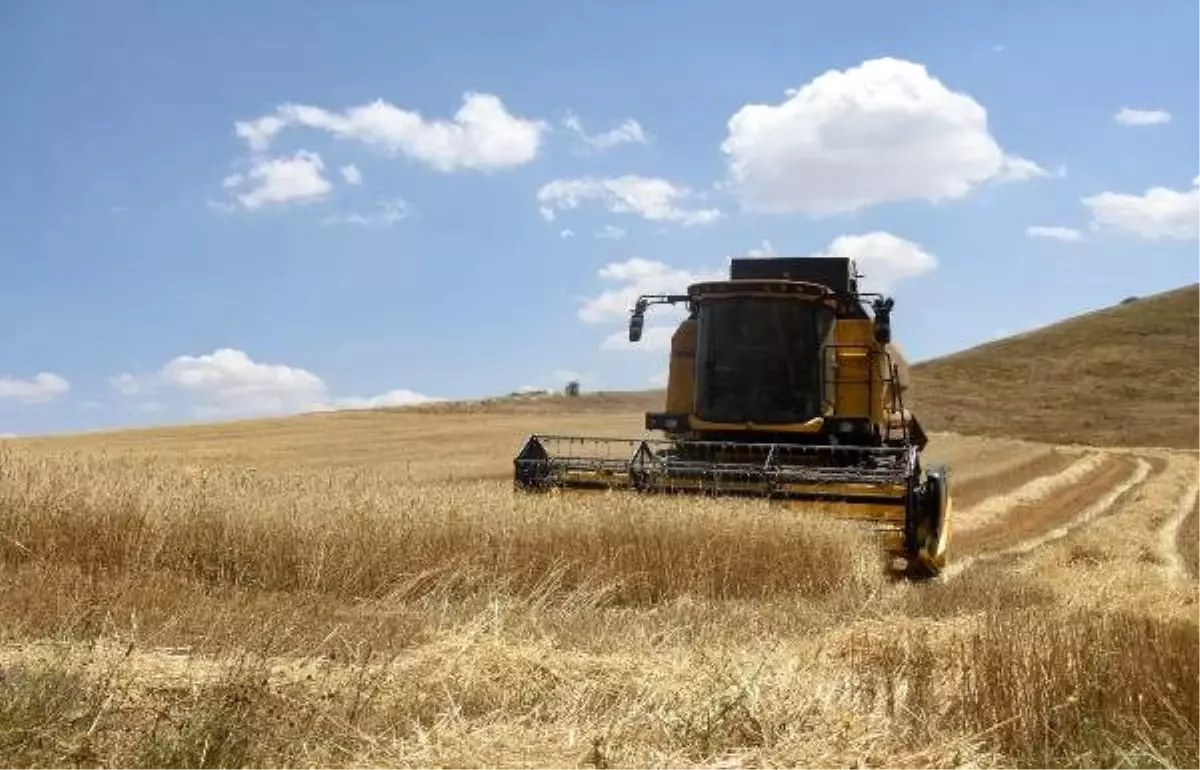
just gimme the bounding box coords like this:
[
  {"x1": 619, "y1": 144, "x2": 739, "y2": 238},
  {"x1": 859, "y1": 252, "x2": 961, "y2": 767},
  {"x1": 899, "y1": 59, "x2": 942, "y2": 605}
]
[{"x1": 514, "y1": 256, "x2": 952, "y2": 577}]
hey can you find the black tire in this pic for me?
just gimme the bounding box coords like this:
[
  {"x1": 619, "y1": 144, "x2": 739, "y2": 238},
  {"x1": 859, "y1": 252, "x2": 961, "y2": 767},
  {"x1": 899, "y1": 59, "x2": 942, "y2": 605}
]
[{"x1": 905, "y1": 464, "x2": 950, "y2": 579}]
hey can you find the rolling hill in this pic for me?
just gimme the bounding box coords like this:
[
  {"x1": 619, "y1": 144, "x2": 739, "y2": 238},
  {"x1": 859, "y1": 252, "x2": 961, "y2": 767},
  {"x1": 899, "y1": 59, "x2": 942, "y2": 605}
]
[{"x1": 907, "y1": 284, "x2": 1199, "y2": 449}]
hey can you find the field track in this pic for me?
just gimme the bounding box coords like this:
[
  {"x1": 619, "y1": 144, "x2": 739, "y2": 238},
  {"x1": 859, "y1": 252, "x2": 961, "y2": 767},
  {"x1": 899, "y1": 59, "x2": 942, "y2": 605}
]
[
  {"x1": 942, "y1": 455, "x2": 1153, "y2": 578},
  {"x1": 1157, "y1": 480, "x2": 1200, "y2": 582}
]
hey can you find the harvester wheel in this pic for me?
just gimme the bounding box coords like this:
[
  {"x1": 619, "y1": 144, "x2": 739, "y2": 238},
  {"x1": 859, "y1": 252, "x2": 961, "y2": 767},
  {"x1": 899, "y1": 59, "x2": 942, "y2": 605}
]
[{"x1": 906, "y1": 464, "x2": 951, "y2": 579}]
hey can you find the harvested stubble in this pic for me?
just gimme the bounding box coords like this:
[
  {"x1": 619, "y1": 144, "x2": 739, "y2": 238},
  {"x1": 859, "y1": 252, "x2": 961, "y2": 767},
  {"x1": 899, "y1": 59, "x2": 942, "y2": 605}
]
[{"x1": 4, "y1": 602, "x2": 1195, "y2": 769}]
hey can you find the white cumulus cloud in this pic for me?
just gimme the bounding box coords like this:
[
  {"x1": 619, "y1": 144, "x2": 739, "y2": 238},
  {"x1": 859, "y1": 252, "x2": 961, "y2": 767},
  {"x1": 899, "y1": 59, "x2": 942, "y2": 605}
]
[
  {"x1": 317, "y1": 389, "x2": 439, "y2": 412},
  {"x1": 110, "y1": 348, "x2": 437, "y2": 418},
  {"x1": 156, "y1": 348, "x2": 329, "y2": 416},
  {"x1": 235, "y1": 92, "x2": 545, "y2": 172},
  {"x1": 562, "y1": 111, "x2": 649, "y2": 151},
  {"x1": 1026, "y1": 225, "x2": 1084, "y2": 242},
  {"x1": 1082, "y1": 177, "x2": 1199, "y2": 240},
  {"x1": 720, "y1": 57, "x2": 1047, "y2": 215},
  {"x1": 223, "y1": 150, "x2": 333, "y2": 210},
  {"x1": 538, "y1": 176, "x2": 721, "y2": 226},
  {"x1": 802, "y1": 232, "x2": 937, "y2": 294},
  {"x1": 1114, "y1": 107, "x2": 1172, "y2": 126},
  {"x1": 0, "y1": 372, "x2": 70, "y2": 404}
]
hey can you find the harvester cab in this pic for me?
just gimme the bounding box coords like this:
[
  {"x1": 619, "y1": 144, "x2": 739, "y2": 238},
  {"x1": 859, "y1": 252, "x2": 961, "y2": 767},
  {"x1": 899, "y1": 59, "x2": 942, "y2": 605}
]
[{"x1": 513, "y1": 256, "x2": 951, "y2": 577}]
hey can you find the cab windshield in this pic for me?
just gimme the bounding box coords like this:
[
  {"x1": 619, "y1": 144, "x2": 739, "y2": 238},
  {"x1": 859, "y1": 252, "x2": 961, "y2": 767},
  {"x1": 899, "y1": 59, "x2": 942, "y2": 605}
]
[{"x1": 694, "y1": 297, "x2": 833, "y2": 424}]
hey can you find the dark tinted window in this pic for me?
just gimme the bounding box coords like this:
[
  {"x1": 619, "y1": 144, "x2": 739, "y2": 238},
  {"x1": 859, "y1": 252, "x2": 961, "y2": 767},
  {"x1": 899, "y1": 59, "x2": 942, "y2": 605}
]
[{"x1": 694, "y1": 298, "x2": 833, "y2": 424}]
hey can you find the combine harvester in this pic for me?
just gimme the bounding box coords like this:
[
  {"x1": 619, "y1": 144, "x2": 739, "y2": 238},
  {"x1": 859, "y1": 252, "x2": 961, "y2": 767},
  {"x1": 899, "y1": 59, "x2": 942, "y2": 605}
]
[{"x1": 513, "y1": 257, "x2": 952, "y2": 577}]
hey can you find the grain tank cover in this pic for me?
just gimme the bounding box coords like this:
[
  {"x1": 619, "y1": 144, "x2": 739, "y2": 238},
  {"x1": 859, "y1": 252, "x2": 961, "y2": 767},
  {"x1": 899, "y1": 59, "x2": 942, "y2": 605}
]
[{"x1": 729, "y1": 257, "x2": 857, "y2": 294}]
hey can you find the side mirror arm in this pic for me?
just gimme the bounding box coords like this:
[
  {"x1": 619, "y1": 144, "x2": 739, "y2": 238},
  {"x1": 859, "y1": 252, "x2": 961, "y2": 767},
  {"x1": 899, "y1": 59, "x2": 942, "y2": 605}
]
[{"x1": 628, "y1": 294, "x2": 689, "y2": 343}]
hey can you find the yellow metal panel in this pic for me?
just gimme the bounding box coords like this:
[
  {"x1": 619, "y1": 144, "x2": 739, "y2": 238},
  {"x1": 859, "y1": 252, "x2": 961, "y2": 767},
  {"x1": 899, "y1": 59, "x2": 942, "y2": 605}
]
[
  {"x1": 834, "y1": 319, "x2": 873, "y2": 418},
  {"x1": 832, "y1": 318, "x2": 894, "y2": 427},
  {"x1": 665, "y1": 319, "x2": 695, "y2": 414}
]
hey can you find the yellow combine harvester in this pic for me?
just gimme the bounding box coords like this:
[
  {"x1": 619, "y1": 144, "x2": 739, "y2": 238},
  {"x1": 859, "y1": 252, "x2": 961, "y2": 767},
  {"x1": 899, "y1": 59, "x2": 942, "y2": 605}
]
[{"x1": 513, "y1": 256, "x2": 951, "y2": 577}]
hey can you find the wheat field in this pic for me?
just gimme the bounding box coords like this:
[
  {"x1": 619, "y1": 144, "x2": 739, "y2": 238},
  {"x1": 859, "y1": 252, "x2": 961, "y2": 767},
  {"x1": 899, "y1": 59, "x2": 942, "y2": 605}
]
[{"x1": 0, "y1": 405, "x2": 1196, "y2": 768}]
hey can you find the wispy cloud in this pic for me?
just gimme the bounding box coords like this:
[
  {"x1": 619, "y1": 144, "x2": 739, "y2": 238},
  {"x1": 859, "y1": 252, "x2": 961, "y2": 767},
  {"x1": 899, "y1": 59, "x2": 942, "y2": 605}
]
[
  {"x1": 1026, "y1": 225, "x2": 1084, "y2": 242},
  {"x1": 1113, "y1": 107, "x2": 1172, "y2": 126},
  {"x1": 561, "y1": 111, "x2": 649, "y2": 151},
  {"x1": 596, "y1": 224, "x2": 626, "y2": 240},
  {"x1": 321, "y1": 199, "x2": 411, "y2": 227},
  {"x1": 537, "y1": 176, "x2": 721, "y2": 226},
  {"x1": 340, "y1": 164, "x2": 363, "y2": 185}
]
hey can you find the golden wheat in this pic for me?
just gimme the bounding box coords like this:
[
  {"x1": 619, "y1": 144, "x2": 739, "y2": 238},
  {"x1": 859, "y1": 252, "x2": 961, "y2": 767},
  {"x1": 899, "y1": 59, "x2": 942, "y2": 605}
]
[{"x1": 0, "y1": 412, "x2": 1195, "y2": 768}]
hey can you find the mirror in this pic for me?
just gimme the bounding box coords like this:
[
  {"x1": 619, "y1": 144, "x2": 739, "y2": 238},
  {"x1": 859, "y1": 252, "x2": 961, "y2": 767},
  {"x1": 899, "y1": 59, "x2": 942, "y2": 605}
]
[
  {"x1": 872, "y1": 297, "x2": 893, "y2": 344},
  {"x1": 874, "y1": 317, "x2": 891, "y2": 345},
  {"x1": 629, "y1": 310, "x2": 644, "y2": 342}
]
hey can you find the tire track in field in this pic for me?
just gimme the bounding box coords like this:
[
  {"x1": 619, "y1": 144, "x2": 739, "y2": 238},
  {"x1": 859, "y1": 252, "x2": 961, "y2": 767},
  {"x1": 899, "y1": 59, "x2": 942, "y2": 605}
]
[
  {"x1": 950, "y1": 449, "x2": 1078, "y2": 512},
  {"x1": 952, "y1": 451, "x2": 1105, "y2": 534},
  {"x1": 1156, "y1": 480, "x2": 1200, "y2": 582},
  {"x1": 955, "y1": 454, "x2": 1138, "y2": 554},
  {"x1": 942, "y1": 455, "x2": 1152, "y2": 580}
]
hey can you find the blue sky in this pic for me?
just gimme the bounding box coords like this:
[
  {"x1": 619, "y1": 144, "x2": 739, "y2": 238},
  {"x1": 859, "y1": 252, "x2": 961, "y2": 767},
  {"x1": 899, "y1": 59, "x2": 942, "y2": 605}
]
[{"x1": 2, "y1": 0, "x2": 1197, "y2": 435}]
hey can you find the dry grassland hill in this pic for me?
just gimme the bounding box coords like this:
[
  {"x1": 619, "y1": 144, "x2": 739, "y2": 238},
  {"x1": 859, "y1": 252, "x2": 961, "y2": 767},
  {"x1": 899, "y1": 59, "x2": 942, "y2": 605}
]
[{"x1": 907, "y1": 284, "x2": 1199, "y2": 449}]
